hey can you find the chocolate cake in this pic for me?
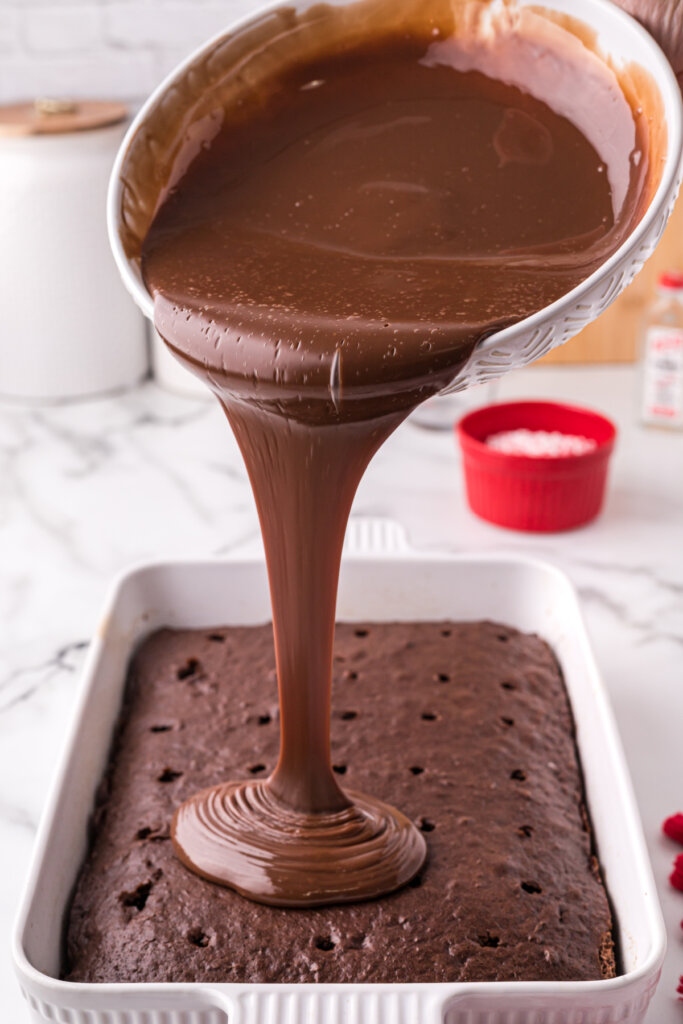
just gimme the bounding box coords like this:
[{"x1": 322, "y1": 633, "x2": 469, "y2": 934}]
[{"x1": 64, "y1": 620, "x2": 616, "y2": 984}]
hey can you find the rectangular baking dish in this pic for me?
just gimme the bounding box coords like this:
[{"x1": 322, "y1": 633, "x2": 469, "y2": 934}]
[{"x1": 13, "y1": 519, "x2": 665, "y2": 1024}]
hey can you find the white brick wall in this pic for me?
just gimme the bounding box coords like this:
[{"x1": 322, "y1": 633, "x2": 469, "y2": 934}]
[{"x1": 0, "y1": 0, "x2": 262, "y2": 105}]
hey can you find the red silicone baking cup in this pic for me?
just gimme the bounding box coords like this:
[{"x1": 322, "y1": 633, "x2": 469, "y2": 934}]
[{"x1": 456, "y1": 401, "x2": 617, "y2": 532}]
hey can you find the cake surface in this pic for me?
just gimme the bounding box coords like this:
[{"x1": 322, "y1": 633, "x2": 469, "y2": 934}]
[{"x1": 64, "y1": 620, "x2": 616, "y2": 984}]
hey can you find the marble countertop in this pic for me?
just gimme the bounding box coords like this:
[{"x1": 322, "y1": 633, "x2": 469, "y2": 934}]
[{"x1": 1, "y1": 364, "x2": 682, "y2": 1021}]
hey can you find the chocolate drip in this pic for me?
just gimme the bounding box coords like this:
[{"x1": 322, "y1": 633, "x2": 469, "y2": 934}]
[{"x1": 140, "y1": 21, "x2": 649, "y2": 906}]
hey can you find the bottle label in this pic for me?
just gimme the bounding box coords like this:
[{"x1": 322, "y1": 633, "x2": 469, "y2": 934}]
[{"x1": 641, "y1": 326, "x2": 683, "y2": 426}]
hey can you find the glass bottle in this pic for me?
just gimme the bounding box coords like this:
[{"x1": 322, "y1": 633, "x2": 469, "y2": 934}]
[{"x1": 639, "y1": 270, "x2": 683, "y2": 429}]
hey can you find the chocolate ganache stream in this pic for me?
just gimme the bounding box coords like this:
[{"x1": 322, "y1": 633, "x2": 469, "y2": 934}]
[{"x1": 136, "y1": 4, "x2": 652, "y2": 906}]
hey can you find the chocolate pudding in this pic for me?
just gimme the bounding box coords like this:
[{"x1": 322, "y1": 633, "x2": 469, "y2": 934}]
[{"x1": 127, "y1": 2, "x2": 654, "y2": 906}]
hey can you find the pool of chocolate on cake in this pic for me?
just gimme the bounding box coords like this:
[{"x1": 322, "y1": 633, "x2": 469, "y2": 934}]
[{"x1": 64, "y1": 619, "x2": 615, "y2": 985}]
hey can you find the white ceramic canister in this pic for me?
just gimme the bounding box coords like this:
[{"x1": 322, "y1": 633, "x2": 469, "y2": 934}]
[{"x1": 0, "y1": 100, "x2": 149, "y2": 401}]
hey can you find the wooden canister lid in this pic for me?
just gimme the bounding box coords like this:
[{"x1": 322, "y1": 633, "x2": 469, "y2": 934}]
[{"x1": 0, "y1": 99, "x2": 128, "y2": 137}]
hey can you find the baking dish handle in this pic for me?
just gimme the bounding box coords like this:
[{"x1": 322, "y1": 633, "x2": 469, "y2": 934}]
[
  {"x1": 17, "y1": 984, "x2": 243, "y2": 1024},
  {"x1": 343, "y1": 517, "x2": 411, "y2": 557}
]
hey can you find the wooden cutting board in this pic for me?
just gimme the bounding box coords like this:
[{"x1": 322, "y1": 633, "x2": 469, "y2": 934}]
[{"x1": 539, "y1": 190, "x2": 683, "y2": 364}]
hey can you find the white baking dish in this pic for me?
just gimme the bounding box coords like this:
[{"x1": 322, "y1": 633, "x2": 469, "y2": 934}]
[{"x1": 13, "y1": 519, "x2": 665, "y2": 1024}]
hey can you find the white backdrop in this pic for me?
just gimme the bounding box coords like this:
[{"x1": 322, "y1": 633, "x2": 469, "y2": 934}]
[{"x1": 0, "y1": 0, "x2": 263, "y2": 104}]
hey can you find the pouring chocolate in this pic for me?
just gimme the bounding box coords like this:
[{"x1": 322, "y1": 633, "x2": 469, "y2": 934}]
[{"x1": 113, "y1": 0, "x2": 674, "y2": 906}]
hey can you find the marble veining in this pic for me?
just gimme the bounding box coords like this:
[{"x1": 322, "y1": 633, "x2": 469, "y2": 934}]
[{"x1": 1, "y1": 366, "x2": 682, "y2": 1021}]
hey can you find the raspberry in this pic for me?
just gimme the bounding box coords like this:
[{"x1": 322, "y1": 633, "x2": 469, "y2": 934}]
[
  {"x1": 678, "y1": 975, "x2": 683, "y2": 999},
  {"x1": 663, "y1": 813, "x2": 683, "y2": 845},
  {"x1": 669, "y1": 853, "x2": 683, "y2": 892}
]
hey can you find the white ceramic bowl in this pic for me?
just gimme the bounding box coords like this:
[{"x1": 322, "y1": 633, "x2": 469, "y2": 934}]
[
  {"x1": 107, "y1": 0, "x2": 683, "y2": 393},
  {"x1": 13, "y1": 520, "x2": 666, "y2": 1023}
]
